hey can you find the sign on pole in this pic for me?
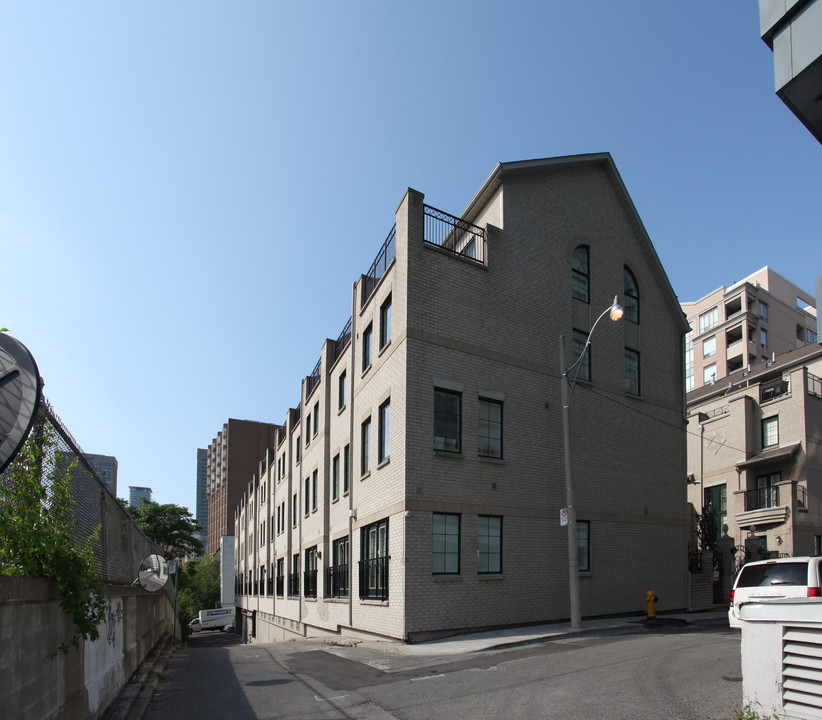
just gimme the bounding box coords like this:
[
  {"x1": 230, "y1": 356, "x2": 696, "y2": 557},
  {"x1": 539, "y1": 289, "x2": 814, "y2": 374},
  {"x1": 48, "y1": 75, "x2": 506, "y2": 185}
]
[{"x1": 560, "y1": 507, "x2": 568, "y2": 527}]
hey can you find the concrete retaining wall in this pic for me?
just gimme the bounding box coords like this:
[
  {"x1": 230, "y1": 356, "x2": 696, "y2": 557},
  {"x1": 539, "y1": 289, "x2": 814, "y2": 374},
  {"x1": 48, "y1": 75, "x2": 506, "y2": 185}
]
[{"x1": 0, "y1": 576, "x2": 178, "y2": 720}]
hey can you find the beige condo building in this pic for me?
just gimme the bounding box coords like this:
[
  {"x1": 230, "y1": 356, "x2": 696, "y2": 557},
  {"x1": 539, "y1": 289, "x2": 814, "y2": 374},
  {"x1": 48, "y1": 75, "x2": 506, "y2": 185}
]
[
  {"x1": 682, "y1": 267, "x2": 817, "y2": 393},
  {"x1": 235, "y1": 153, "x2": 691, "y2": 643}
]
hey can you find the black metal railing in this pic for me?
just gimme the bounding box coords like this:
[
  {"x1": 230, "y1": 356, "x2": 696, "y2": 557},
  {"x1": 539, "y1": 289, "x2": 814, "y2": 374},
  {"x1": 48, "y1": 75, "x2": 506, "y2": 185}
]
[
  {"x1": 306, "y1": 356, "x2": 322, "y2": 397},
  {"x1": 288, "y1": 573, "x2": 300, "y2": 597},
  {"x1": 761, "y1": 377, "x2": 789, "y2": 403},
  {"x1": 276, "y1": 575, "x2": 284, "y2": 597},
  {"x1": 808, "y1": 372, "x2": 822, "y2": 399},
  {"x1": 358, "y1": 557, "x2": 389, "y2": 601},
  {"x1": 325, "y1": 564, "x2": 349, "y2": 598},
  {"x1": 332, "y1": 316, "x2": 352, "y2": 364},
  {"x1": 797, "y1": 483, "x2": 808, "y2": 509},
  {"x1": 423, "y1": 205, "x2": 485, "y2": 265},
  {"x1": 267, "y1": 576, "x2": 274, "y2": 596},
  {"x1": 361, "y1": 225, "x2": 397, "y2": 308},
  {"x1": 744, "y1": 486, "x2": 780, "y2": 511},
  {"x1": 304, "y1": 569, "x2": 318, "y2": 598}
]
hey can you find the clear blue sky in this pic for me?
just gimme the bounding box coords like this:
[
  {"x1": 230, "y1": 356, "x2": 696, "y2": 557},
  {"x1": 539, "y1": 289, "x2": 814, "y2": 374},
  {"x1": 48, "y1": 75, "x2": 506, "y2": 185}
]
[{"x1": 2, "y1": 2, "x2": 818, "y2": 512}]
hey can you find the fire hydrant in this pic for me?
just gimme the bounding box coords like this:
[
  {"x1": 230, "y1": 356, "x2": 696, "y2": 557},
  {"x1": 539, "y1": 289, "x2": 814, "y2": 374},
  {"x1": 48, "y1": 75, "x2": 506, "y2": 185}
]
[{"x1": 645, "y1": 590, "x2": 658, "y2": 619}]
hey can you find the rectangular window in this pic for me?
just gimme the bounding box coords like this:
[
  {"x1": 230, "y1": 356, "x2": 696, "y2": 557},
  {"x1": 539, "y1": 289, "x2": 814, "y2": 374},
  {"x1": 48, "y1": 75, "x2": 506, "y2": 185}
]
[
  {"x1": 304, "y1": 477, "x2": 310, "y2": 516},
  {"x1": 305, "y1": 413, "x2": 310, "y2": 446},
  {"x1": 304, "y1": 546, "x2": 318, "y2": 598},
  {"x1": 703, "y1": 336, "x2": 716, "y2": 358},
  {"x1": 380, "y1": 294, "x2": 392, "y2": 349},
  {"x1": 338, "y1": 371, "x2": 346, "y2": 410},
  {"x1": 296, "y1": 437, "x2": 301, "y2": 462},
  {"x1": 313, "y1": 401, "x2": 319, "y2": 436},
  {"x1": 361, "y1": 417, "x2": 371, "y2": 475},
  {"x1": 814, "y1": 535, "x2": 822, "y2": 557},
  {"x1": 434, "y1": 388, "x2": 461, "y2": 452},
  {"x1": 572, "y1": 329, "x2": 591, "y2": 382},
  {"x1": 572, "y1": 246, "x2": 589, "y2": 303},
  {"x1": 478, "y1": 398, "x2": 502, "y2": 458},
  {"x1": 808, "y1": 328, "x2": 818, "y2": 344},
  {"x1": 703, "y1": 364, "x2": 717, "y2": 385},
  {"x1": 703, "y1": 484, "x2": 727, "y2": 542},
  {"x1": 625, "y1": 349, "x2": 641, "y2": 396},
  {"x1": 332, "y1": 453, "x2": 340, "y2": 501},
  {"x1": 292, "y1": 494, "x2": 297, "y2": 526},
  {"x1": 276, "y1": 557, "x2": 284, "y2": 596},
  {"x1": 343, "y1": 444, "x2": 350, "y2": 494},
  {"x1": 362, "y1": 323, "x2": 373, "y2": 371},
  {"x1": 758, "y1": 301, "x2": 769, "y2": 322},
  {"x1": 290, "y1": 553, "x2": 300, "y2": 596},
  {"x1": 360, "y1": 518, "x2": 388, "y2": 600},
  {"x1": 761, "y1": 329, "x2": 768, "y2": 349},
  {"x1": 699, "y1": 307, "x2": 718, "y2": 333},
  {"x1": 312, "y1": 469, "x2": 318, "y2": 511},
  {"x1": 432, "y1": 513, "x2": 460, "y2": 574},
  {"x1": 378, "y1": 399, "x2": 390, "y2": 463},
  {"x1": 478, "y1": 515, "x2": 502, "y2": 573},
  {"x1": 330, "y1": 536, "x2": 350, "y2": 598},
  {"x1": 578, "y1": 520, "x2": 590, "y2": 572},
  {"x1": 762, "y1": 416, "x2": 779, "y2": 448}
]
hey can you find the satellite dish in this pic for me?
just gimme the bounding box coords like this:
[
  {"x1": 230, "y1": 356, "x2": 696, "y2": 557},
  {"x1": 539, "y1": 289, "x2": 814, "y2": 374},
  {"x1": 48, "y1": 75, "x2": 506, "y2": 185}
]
[
  {"x1": 137, "y1": 554, "x2": 169, "y2": 592},
  {"x1": 0, "y1": 333, "x2": 43, "y2": 474}
]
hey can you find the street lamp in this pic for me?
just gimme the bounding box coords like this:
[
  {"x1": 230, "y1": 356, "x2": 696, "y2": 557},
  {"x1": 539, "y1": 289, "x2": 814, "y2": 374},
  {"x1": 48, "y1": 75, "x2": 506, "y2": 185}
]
[{"x1": 559, "y1": 295, "x2": 623, "y2": 629}]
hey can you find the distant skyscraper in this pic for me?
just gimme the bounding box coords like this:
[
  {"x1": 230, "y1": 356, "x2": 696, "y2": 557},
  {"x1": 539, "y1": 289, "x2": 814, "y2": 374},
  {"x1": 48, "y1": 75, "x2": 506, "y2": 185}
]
[
  {"x1": 129, "y1": 486, "x2": 153, "y2": 506},
  {"x1": 196, "y1": 448, "x2": 208, "y2": 542},
  {"x1": 86, "y1": 453, "x2": 118, "y2": 496}
]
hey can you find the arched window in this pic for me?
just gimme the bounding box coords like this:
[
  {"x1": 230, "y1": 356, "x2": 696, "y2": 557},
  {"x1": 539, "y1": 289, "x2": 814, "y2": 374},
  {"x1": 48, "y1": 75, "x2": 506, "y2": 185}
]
[
  {"x1": 624, "y1": 267, "x2": 639, "y2": 323},
  {"x1": 572, "y1": 246, "x2": 589, "y2": 303}
]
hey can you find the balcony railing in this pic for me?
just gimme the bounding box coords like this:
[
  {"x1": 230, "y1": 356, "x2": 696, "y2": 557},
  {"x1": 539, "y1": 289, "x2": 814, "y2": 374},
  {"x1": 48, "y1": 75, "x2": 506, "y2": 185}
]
[
  {"x1": 744, "y1": 486, "x2": 779, "y2": 512},
  {"x1": 359, "y1": 556, "x2": 389, "y2": 601},
  {"x1": 424, "y1": 205, "x2": 485, "y2": 265},
  {"x1": 325, "y1": 564, "x2": 349, "y2": 598},
  {"x1": 361, "y1": 225, "x2": 397, "y2": 308},
  {"x1": 332, "y1": 316, "x2": 352, "y2": 364},
  {"x1": 276, "y1": 575, "x2": 284, "y2": 597},
  {"x1": 306, "y1": 356, "x2": 322, "y2": 398},
  {"x1": 761, "y1": 377, "x2": 789, "y2": 403},
  {"x1": 304, "y1": 569, "x2": 318, "y2": 598},
  {"x1": 809, "y1": 372, "x2": 822, "y2": 399},
  {"x1": 288, "y1": 573, "x2": 300, "y2": 597}
]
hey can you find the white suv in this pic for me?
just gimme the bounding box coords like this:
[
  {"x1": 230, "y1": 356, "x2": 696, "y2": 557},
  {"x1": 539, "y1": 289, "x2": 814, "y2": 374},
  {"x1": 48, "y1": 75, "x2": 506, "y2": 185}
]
[{"x1": 728, "y1": 556, "x2": 822, "y2": 628}]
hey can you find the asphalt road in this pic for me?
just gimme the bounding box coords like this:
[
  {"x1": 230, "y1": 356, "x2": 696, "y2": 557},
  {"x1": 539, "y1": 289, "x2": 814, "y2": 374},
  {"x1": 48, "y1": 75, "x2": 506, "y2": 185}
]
[{"x1": 146, "y1": 621, "x2": 742, "y2": 720}]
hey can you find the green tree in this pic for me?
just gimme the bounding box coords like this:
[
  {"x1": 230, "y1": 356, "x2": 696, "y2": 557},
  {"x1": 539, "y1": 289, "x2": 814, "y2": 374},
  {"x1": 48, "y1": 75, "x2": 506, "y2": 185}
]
[
  {"x1": 128, "y1": 501, "x2": 203, "y2": 559},
  {"x1": 697, "y1": 502, "x2": 719, "y2": 553},
  {"x1": 177, "y1": 554, "x2": 220, "y2": 625},
  {"x1": 0, "y1": 420, "x2": 106, "y2": 654}
]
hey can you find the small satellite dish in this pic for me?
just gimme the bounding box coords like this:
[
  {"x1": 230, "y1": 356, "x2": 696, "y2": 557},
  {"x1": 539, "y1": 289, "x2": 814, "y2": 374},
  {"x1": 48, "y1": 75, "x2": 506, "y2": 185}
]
[
  {"x1": 137, "y1": 554, "x2": 170, "y2": 592},
  {"x1": 0, "y1": 333, "x2": 42, "y2": 474}
]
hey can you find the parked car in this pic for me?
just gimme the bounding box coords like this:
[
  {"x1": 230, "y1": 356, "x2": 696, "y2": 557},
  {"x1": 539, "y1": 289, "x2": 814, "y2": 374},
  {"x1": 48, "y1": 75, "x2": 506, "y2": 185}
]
[
  {"x1": 222, "y1": 622, "x2": 235, "y2": 633},
  {"x1": 729, "y1": 556, "x2": 822, "y2": 628}
]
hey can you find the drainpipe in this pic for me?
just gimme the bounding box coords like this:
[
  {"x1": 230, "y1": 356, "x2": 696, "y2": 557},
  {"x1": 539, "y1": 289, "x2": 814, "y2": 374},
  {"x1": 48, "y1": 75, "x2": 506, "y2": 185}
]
[{"x1": 348, "y1": 281, "x2": 357, "y2": 632}]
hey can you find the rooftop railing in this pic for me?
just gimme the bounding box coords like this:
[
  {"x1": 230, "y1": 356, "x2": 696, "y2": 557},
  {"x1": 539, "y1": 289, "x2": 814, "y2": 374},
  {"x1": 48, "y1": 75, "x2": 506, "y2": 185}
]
[
  {"x1": 306, "y1": 356, "x2": 322, "y2": 397},
  {"x1": 808, "y1": 372, "x2": 822, "y2": 399},
  {"x1": 332, "y1": 316, "x2": 352, "y2": 364},
  {"x1": 760, "y1": 377, "x2": 789, "y2": 403},
  {"x1": 361, "y1": 225, "x2": 396, "y2": 308},
  {"x1": 423, "y1": 204, "x2": 485, "y2": 265}
]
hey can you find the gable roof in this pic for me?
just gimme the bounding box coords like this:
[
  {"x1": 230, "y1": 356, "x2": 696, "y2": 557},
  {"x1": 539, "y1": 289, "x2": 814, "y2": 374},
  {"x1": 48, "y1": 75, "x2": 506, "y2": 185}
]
[{"x1": 462, "y1": 153, "x2": 689, "y2": 336}]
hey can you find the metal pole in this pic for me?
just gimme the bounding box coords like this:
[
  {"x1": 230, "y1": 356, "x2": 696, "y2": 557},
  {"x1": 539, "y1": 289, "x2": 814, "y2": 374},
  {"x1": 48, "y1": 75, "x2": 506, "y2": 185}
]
[
  {"x1": 559, "y1": 335, "x2": 581, "y2": 630},
  {"x1": 173, "y1": 559, "x2": 179, "y2": 642}
]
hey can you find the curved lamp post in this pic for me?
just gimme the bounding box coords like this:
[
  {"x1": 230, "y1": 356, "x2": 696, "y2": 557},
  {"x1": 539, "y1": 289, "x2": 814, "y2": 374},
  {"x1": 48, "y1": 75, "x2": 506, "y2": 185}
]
[{"x1": 559, "y1": 295, "x2": 623, "y2": 629}]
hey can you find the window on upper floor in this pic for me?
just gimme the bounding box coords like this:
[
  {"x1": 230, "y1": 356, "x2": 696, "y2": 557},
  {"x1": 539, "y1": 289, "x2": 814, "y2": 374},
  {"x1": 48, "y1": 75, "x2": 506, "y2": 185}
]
[
  {"x1": 703, "y1": 336, "x2": 716, "y2": 358},
  {"x1": 312, "y1": 469, "x2": 318, "y2": 512},
  {"x1": 762, "y1": 416, "x2": 779, "y2": 448},
  {"x1": 478, "y1": 398, "x2": 502, "y2": 459},
  {"x1": 343, "y1": 444, "x2": 350, "y2": 494},
  {"x1": 625, "y1": 349, "x2": 641, "y2": 396},
  {"x1": 703, "y1": 364, "x2": 716, "y2": 385},
  {"x1": 434, "y1": 388, "x2": 461, "y2": 453},
  {"x1": 363, "y1": 323, "x2": 373, "y2": 371},
  {"x1": 313, "y1": 401, "x2": 319, "y2": 436},
  {"x1": 699, "y1": 308, "x2": 718, "y2": 334},
  {"x1": 332, "y1": 453, "x2": 340, "y2": 501},
  {"x1": 380, "y1": 294, "x2": 392, "y2": 349},
  {"x1": 338, "y1": 370, "x2": 347, "y2": 410},
  {"x1": 304, "y1": 477, "x2": 310, "y2": 516},
  {"x1": 571, "y1": 246, "x2": 590, "y2": 303},
  {"x1": 623, "y1": 267, "x2": 639, "y2": 324},
  {"x1": 808, "y1": 328, "x2": 818, "y2": 344},
  {"x1": 432, "y1": 513, "x2": 460, "y2": 575},
  {"x1": 761, "y1": 329, "x2": 768, "y2": 349},
  {"x1": 361, "y1": 417, "x2": 371, "y2": 475},
  {"x1": 572, "y1": 329, "x2": 591, "y2": 382},
  {"x1": 758, "y1": 301, "x2": 769, "y2": 322},
  {"x1": 378, "y1": 399, "x2": 390, "y2": 464}
]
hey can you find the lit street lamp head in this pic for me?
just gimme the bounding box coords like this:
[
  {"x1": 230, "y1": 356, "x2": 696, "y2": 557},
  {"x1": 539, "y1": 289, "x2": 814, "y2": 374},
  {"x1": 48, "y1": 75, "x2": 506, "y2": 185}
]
[{"x1": 609, "y1": 295, "x2": 624, "y2": 322}]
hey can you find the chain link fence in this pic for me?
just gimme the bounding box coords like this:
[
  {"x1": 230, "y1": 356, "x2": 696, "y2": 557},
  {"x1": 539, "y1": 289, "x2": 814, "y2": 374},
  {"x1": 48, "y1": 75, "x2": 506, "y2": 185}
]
[{"x1": 3, "y1": 399, "x2": 168, "y2": 588}]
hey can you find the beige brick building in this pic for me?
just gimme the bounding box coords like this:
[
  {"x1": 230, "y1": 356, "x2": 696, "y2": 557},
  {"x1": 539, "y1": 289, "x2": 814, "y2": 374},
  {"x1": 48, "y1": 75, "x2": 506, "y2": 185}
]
[
  {"x1": 236, "y1": 153, "x2": 691, "y2": 642},
  {"x1": 681, "y1": 267, "x2": 817, "y2": 393},
  {"x1": 687, "y1": 343, "x2": 822, "y2": 562}
]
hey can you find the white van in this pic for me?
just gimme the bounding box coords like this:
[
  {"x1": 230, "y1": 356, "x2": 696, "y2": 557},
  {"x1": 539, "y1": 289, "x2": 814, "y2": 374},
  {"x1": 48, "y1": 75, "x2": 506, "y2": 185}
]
[{"x1": 728, "y1": 556, "x2": 822, "y2": 628}]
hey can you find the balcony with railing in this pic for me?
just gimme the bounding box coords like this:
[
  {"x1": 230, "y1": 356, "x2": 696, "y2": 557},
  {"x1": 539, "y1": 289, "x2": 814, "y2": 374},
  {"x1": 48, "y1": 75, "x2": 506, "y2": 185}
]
[
  {"x1": 276, "y1": 575, "x2": 284, "y2": 597},
  {"x1": 288, "y1": 573, "x2": 300, "y2": 597},
  {"x1": 304, "y1": 569, "x2": 318, "y2": 599},
  {"x1": 736, "y1": 484, "x2": 789, "y2": 528},
  {"x1": 423, "y1": 205, "x2": 485, "y2": 265},
  {"x1": 361, "y1": 225, "x2": 396, "y2": 308},
  {"x1": 325, "y1": 564, "x2": 349, "y2": 598},
  {"x1": 305, "y1": 356, "x2": 322, "y2": 398},
  {"x1": 331, "y1": 316, "x2": 352, "y2": 365},
  {"x1": 760, "y1": 376, "x2": 790, "y2": 403},
  {"x1": 359, "y1": 556, "x2": 389, "y2": 601},
  {"x1": 809, "y1": 372, "x2": 822, "y2": 399}
]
